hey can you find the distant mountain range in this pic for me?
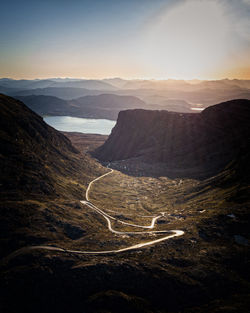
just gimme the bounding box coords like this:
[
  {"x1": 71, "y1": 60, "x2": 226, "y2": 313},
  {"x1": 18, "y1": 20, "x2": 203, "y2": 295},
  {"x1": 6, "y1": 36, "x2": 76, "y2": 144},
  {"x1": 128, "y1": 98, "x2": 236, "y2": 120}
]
[
  {"x1": 15, "y1": 94, "x2": 194, "y2": 120},
  {"x1": 15, "y1": 94, "x2": 148, "y2": 120},
  {"x1": 10, "y1": 87, "x2": 101, "y2": 100},
  {"x1": 1, "y1": 78, "x2": 250, "y2": 113},
  {"x1": 0, "y1": 78, "x2": 116, "y2": 91}
]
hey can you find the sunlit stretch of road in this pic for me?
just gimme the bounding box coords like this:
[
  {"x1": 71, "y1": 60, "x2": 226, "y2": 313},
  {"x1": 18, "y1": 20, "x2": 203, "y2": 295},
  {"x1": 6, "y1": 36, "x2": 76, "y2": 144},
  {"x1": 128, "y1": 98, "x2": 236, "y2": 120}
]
[{"x1": 2, "y1": 167, "x2": 184, "y2": 263}]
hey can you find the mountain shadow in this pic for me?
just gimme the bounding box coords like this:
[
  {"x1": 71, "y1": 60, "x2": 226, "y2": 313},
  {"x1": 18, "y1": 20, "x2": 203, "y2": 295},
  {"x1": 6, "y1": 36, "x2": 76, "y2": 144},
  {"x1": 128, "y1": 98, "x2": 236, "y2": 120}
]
[{"x1": 94, "y1": 99, "x2": 250, "y2": 180}]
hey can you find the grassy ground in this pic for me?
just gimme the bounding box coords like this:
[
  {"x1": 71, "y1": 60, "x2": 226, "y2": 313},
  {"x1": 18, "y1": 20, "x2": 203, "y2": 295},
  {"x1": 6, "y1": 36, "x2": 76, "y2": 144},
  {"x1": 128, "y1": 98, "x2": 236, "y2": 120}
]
[{"x1": 1, "y1": 133, "x2": 249, "y2": 313}]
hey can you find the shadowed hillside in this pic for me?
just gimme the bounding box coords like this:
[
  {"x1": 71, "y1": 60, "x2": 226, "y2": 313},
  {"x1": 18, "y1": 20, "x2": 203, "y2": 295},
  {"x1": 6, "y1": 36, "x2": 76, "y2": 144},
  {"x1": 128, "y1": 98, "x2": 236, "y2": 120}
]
[
  {"x1": 0, "y1": 94, "x2": 106, "y2": 257},
  {"x1": 94, "y1": 99, "x2": 250, "y2": 179},
  {"x1": 1, "y1": 95, "x2": 250, "y2": 313},
  {"x1": 15, "y1": 95, "x2": 70, "y2": 115},
  {"x1": 0, "y1": 94, "x2": 105, "y2": 199}
]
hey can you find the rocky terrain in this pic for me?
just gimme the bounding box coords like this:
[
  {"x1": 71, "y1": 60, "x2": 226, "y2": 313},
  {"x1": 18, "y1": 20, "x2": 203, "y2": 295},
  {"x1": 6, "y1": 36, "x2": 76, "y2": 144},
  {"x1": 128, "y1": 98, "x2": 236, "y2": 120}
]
[
  {"x1": 0, "y1": 94, "x2": 106, "y2": 200},
  {"x1": 0, "y1": 94, "x2": 106, "y2": 257},
  {"x1": 94, "y1": 99, "x2": 250, "y2": 179},
  {"x1": 0, "y1": 94, "x2": 249, "y2": 313}
]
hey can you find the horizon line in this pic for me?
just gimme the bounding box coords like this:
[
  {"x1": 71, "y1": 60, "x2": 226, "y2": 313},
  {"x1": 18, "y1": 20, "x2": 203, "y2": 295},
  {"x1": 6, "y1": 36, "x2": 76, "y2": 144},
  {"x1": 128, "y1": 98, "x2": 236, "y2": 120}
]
[{"x1": 1, "y1": 77, "x2": 250, "y2": 82}]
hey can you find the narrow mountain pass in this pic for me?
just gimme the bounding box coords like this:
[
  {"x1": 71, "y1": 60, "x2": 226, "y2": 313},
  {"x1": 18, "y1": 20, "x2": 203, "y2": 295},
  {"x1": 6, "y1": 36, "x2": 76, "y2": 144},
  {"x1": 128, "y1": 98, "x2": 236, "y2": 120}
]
[{"x1": 2, "y1": 167, "x2": 184, "y2": 263}]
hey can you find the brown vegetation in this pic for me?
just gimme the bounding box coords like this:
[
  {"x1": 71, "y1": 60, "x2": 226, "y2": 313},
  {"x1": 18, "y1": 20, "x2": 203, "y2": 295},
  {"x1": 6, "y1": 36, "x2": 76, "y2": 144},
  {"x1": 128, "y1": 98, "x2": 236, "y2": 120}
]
[{"x1": 0, "y1": 95, "x2": 249, "y2": 313}]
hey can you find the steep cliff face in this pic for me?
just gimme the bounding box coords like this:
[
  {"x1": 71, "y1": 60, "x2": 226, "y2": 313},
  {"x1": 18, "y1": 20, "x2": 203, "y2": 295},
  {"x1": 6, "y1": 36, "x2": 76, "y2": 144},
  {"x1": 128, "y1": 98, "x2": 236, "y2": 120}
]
[{"x1": 94, "y1": 99, "x2": 250, "y2": 177}]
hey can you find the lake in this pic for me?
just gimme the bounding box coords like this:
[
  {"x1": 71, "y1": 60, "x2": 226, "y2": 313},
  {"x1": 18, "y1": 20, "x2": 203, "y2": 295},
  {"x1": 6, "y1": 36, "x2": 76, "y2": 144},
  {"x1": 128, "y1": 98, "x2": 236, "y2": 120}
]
[
  {"x1": 43, "y1": 116, "x2": 116, "y2": 135},
  {"x1": 191, "y1": 107, "x2": 204, "y2": 111}
]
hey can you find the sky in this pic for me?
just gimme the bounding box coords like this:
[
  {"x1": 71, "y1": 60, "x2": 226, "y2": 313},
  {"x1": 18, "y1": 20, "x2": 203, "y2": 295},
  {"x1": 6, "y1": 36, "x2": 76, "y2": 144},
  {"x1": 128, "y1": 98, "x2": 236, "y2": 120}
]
[{"x1": 1, "y1": 0, "x2": 250, "y2": 80}]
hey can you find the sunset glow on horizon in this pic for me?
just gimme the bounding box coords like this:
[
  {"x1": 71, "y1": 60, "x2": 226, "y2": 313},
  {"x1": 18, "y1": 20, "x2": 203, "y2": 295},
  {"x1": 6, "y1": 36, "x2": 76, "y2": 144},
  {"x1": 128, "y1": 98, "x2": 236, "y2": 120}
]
[{"x1": 1, "y1": 0, "x2": 250, "y2": 80}]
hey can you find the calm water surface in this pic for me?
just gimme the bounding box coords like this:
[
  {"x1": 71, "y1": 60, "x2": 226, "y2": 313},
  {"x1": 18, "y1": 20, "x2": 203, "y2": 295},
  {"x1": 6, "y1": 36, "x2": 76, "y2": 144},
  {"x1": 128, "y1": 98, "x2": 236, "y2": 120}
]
[{"x1": 43, "y1": 116, "x2": 116, "y2": 135}]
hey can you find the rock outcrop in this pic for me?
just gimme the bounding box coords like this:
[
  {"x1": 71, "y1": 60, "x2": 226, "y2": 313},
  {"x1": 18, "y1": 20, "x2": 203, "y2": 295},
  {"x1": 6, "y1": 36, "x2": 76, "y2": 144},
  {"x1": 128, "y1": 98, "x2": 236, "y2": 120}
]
[{"x1": 94, "y1": 99, "x2": 250, "y2": 177}]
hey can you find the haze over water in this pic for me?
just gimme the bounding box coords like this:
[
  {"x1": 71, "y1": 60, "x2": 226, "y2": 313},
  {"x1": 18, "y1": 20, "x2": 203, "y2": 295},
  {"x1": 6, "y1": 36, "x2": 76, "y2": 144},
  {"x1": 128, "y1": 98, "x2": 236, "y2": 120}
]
[{"x1": 43, "y1": 116, "x2": 116, "y2": 135}]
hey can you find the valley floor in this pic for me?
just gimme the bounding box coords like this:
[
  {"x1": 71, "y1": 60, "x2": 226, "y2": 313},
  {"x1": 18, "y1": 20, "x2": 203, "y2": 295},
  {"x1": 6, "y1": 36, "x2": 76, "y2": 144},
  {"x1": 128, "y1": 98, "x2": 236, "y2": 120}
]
[{"x1": 1, "y1": 133, "x2": 249, "y2": 313}]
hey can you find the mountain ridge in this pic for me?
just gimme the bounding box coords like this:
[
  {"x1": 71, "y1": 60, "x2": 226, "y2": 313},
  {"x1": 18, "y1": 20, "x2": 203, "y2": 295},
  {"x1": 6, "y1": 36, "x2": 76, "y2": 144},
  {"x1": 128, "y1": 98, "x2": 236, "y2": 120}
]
[
  {"x1": 94, "y1": 99, "x2": 250, "y2": 179},
  {"x1": 15, "y1": 93, "x2": 147, "y2": 120},
  {"x1": 1, "y1": 94, "x2": 250, "y2": 313},
  {"x1": 0, "y1": 93, "x2": 104, "y2": 199}
]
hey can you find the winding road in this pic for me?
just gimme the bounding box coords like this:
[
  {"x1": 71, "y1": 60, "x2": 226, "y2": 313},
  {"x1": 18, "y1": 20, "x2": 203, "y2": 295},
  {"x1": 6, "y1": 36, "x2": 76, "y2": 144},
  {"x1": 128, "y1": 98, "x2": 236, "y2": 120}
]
[{"x1": 2, "y1": 167, "x2": 184, "y2": 263}]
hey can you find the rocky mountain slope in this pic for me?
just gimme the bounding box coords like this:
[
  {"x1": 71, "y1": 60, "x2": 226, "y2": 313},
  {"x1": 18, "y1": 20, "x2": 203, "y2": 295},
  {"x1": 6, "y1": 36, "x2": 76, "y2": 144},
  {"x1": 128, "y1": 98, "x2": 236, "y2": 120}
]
[
  {"x1": 0, "y1": 94, "x2": 106, "y2": 256},
  {"x1": 1, "y1": 94, "x2": 249, "y2": 313},
  {"x1": 94, "y1": 99, "x2": 250, "y2": 178},
  {"x1": 0, "y1": 94, "x2": 105, "y2": 199}
]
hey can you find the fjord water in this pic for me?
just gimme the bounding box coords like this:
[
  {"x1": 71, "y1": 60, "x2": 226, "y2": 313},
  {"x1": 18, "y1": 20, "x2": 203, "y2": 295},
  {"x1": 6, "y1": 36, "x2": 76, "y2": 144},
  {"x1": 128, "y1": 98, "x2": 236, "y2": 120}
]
[{"x1": 43, "y1": 116, "x2": 116, "y2": 135}]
